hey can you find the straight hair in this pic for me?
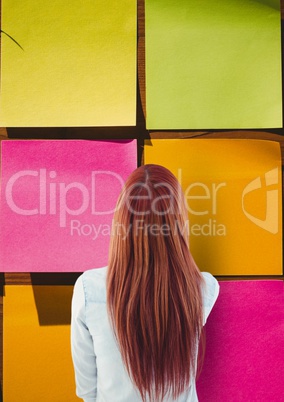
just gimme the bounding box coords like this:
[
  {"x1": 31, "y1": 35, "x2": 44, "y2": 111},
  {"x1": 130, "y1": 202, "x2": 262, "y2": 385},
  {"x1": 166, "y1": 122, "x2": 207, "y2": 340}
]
[{"x1": 107, "y1": 164, "x2": 205, "y2": 402}]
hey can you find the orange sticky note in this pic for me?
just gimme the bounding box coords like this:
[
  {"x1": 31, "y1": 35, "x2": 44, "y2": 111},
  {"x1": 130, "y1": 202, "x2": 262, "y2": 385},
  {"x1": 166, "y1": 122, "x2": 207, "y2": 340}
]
[
  {"x1": 4, "y1": 285, "x2": 78, "y2": 401},
  {"x1": 144, "y1": 139, "x2": 282, "y2": 276}
]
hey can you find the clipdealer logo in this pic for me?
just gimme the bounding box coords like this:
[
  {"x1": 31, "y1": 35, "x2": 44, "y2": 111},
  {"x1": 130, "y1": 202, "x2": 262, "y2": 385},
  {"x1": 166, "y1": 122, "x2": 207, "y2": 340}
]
[
  {"x1": 4, "y1": 169, "x2": 124, "y2": 228},
  {"x1": 3, "y1": 167, "x2": 280, "y2": 239},
  {"x1": 242, "y1": 168, "x2": 279, "y2": 234}
]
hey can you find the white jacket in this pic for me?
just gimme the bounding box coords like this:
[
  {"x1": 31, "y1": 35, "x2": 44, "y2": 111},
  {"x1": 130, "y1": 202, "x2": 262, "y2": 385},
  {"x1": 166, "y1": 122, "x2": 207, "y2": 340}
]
[{"x1": 71, "y1": 267, "x2": 219, "y2": 402}]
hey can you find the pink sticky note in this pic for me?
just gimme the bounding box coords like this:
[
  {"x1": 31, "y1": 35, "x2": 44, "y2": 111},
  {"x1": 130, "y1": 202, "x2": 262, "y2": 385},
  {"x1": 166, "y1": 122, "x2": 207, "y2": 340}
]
[
  {"x1": 0, "y1": 140, "x2": 137, "y2": 272},
  {"x1": 197, "y1": 280, "x2": 284, "y2": 401}
]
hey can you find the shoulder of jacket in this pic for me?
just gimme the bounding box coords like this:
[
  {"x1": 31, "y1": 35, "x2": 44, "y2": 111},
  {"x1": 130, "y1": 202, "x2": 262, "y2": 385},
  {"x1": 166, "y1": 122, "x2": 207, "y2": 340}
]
[
  {"x1": 81, "y1": 266, "x2": 107, "y2": 280},
  {"x1": 80, "y1": 266, "x2": 107, "y2": 302}
]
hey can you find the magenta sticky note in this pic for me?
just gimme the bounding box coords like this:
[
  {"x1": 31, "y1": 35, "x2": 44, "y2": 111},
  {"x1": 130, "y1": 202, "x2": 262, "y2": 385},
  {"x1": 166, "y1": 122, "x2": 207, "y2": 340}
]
[
  {"x1": 197, "y1": 280, "x2": 284, "y2": 401},
  {"x1": 0, "y1": 140, "x2": 137, "y2": 272}
]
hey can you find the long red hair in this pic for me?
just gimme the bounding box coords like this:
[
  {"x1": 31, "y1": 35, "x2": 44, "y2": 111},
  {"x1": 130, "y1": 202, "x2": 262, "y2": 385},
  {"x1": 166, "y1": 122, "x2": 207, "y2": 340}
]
[{"x1": 107, "y1": 164, "x2": 204, "y2": 401}]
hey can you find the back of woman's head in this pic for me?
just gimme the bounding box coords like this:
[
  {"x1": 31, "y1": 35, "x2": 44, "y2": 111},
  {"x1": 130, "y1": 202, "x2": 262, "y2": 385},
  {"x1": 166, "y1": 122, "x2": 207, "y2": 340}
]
[{"x1": 107, "y1": 164, "x2": 204, "y2": 402}]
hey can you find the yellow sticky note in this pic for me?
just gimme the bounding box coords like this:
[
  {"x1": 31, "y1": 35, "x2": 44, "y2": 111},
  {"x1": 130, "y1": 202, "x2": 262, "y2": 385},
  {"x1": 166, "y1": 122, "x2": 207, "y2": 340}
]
[
  {"x1": 145, "y1": 0, "x2": 282, "y2": 129},
  {"x1": 0, "y1": 0, "x2": 136, "y2": 127},
  {"x1": 144, "y1": 139, "x2": 282, "y2": 276},
  {"x1": 4, "y1": 285, "x2": 78, "y2": 401}
]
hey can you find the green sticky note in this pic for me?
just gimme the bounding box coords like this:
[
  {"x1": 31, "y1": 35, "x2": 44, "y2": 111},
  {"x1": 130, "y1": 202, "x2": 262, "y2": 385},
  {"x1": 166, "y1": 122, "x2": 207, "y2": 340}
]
[
  {"x1": 0, "y1": 0, "x2": 136, "y2": 127},
  {"x1": 145, "y1": 0, "x2": 282, "y2": 129}
]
